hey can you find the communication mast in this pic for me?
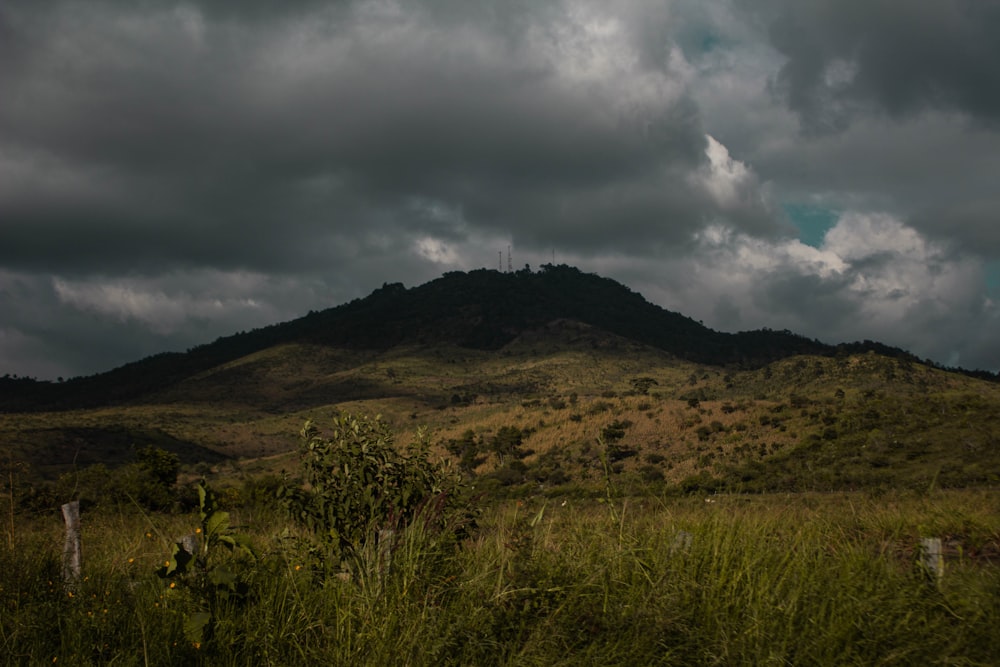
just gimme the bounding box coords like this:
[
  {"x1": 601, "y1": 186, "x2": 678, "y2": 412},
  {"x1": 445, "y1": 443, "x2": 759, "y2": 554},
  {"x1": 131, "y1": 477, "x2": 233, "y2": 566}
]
[{"x1": 507, "y1": 245, "x2": 513, "y2": 273}]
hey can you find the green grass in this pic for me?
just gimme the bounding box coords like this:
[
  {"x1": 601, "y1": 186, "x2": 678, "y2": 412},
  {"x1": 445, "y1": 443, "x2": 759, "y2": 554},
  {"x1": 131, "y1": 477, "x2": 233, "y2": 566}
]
[{"x1": 3, "y1": 490, "x2": 999, "y2": 665}]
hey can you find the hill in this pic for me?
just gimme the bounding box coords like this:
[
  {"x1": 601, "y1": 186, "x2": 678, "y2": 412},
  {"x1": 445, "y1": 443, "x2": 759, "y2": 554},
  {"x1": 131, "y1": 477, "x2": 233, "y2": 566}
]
[
  {"x1": 1, "y1": 265, "x2": 998, "y2": 493},
  {"x1": 0, "y1": 265, "x2": 948, "y2": 413}
]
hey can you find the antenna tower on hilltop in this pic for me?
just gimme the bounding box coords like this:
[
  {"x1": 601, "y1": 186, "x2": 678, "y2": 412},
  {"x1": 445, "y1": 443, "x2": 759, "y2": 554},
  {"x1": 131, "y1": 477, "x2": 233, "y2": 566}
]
[{"x1": 507, "y1": 245, "x2": 512, "y2": 273}]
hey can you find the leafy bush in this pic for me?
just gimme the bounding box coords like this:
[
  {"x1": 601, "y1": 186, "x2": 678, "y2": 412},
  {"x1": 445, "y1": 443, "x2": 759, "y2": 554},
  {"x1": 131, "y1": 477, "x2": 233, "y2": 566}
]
[
  {"x1": 54, "y1": 446, "x2": 182, "y2": 512},
  {"x1": 678, "y1": 471, "x2": 723, "y2": 494},
  {"x1": 281, "y1": 415, "x2": 473, "y2": 563},
  {"x1": 629, "y1": 376, "x2": 658, "y2": 395},
  {"x1": 601, "y1": 419, "x2": 632, "y2": 443},
  {"x1": 639, "y1": 465, "x2": 664, "y2": 482},
  {"x1": 156, "y1": 481, "x2": 256, "y2": 647},
  {"x1": 490, "y1": 462, "x2": 528, "y2": 486},
  {"x1": 490, "y1": 426, "x2": 525, "y2": 464},
  {"x1": 444, "y1": 429, "x2": 487, "y2": 474}
]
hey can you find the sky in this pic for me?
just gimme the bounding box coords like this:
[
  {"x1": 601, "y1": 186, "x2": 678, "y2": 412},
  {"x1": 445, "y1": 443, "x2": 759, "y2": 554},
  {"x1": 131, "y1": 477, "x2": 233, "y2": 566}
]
[{"x1": 3, "y1": 0, "x2": 1000, "y2": 380}]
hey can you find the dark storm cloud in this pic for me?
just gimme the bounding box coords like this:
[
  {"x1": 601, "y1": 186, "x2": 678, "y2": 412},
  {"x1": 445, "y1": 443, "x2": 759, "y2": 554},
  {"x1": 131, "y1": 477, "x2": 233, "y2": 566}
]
[
  {"x1": 3, "y1": 0, "x2": 999, "y2": 379},
  {"x1": 2, "y1": 0, "x2": 760, "y2": 283},
  {"x1": 750, "y1": 0, "x2": 1000, "y2": 132},
  {"x1": 755, "y1": 270, "x2": 859, "y2": 333},
  {"x1": 723, "y1": 0, "x2": 1000, "y2": 263}
]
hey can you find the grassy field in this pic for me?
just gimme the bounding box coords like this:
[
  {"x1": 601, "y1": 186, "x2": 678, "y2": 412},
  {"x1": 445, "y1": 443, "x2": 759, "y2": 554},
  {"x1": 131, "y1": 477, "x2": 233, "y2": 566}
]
[
  {"x1": 3, "y1": 489, "x2": 998, "y2": 665},
  {"x1": 3, "y1": 342, "x2": 1000, "y2": 663}
]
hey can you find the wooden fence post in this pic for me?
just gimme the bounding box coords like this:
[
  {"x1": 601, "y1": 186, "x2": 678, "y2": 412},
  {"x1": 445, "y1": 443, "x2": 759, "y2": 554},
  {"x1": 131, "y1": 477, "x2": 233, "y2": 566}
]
[
  {"x1": 180, "y1": 533, "x2": 199, "y2": 558},
  {"x1": 920, "y1": 537, "x2": 944, "y2": 585},
  {"x1": 61, "y1": 500, "x2": 82, "y2": 586},
  {"x1": 671, "y1": 530, "x2": 693, "y2": 553},
  {"x1": 378, "y1": 528, "x2": 395, "y2": 573}
]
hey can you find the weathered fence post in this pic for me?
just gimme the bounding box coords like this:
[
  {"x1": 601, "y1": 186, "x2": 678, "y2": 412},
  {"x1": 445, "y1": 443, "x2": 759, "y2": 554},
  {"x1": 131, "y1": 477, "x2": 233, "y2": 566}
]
[
  {"x1": 919, "y1": 537, "x2": 944, "y2": 585},
  {"x1": 671, "y1": 530, "x2": 693, "y2": 554},
  {"x1": 61, "y1": 500, "x2": 82, "y2": 586},
  {"x1": 180, "y1": 533, "x2": 199, "y2": 558},
  {"x1": 378, "y1": 527, "x2": 395, "y2": 573}
]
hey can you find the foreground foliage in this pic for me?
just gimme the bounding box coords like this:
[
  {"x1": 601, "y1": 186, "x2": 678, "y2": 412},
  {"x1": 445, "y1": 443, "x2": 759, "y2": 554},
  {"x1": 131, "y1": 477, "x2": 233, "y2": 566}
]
[
  {"x1": 2, "y1": 489, "x2": 998, "y2": 665},
  {"x1": 279, "y1": 415, "x2": 471, "y2": 566}
]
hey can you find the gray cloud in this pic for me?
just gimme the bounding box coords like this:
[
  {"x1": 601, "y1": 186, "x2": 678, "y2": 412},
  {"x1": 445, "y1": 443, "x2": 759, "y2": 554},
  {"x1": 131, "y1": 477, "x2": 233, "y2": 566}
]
[
  {"x1": 2, "y1": 0, "x2": 743, "y2": 276},
  {"x1": 753, "y1": 0, "x2": 1000, "y2": 133}
]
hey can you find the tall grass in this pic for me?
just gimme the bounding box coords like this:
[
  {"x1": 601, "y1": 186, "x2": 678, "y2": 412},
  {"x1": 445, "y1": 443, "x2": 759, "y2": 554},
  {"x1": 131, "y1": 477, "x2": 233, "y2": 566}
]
[{"x1": 2, "y1": 491, "x2": 998, "y2": 665}]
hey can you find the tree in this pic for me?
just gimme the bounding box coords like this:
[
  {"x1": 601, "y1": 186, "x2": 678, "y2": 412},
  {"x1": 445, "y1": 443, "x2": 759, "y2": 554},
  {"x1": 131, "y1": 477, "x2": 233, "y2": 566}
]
[
  {"x1": 445, "y1": 429, "x2": 487, "y2": 473},
  {"x1": 490, "y1": 426, "x2": 524, "y2": 465}
]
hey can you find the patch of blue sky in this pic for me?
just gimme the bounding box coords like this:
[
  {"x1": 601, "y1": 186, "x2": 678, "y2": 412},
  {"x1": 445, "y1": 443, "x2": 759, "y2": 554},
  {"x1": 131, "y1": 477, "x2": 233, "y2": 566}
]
[
  {"x1": 986, "y1": 260, "x2": 1000, "y2": 297},
  {"x1": 699, "y1": 31, "x2": 720, "y2": 52},
  {"x1": 678, "y1": 28, "x2": 723, "y2": 61},
  {"x1": 783, "y1": 204, "x2": 840, "y2": 249}
]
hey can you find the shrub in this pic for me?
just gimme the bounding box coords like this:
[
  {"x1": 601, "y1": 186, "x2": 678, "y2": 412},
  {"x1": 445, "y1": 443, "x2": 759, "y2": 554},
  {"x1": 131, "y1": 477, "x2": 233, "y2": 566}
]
[
  {"x1": 588, "y1": 401, "x2": 614, "y2": 414},
  {"x1": 491, "y1": 462, "x2": 528, "y2": 486},
  {"x1": 491, "y1": 426, "x2": 526, "y2": 464},
  {"x1": 280, "y1": 415, "x2": 473, "y2": 563},
  {"x1": 601, "y1": 420, "x2": 632, "y2": 443},
  {"x1": 445, "y1": 430, "x2": 487, "y2": 474},
  {"x1": 639, "y1": 465, "x2": 664, "y2": 482},
  {"x1": 606, "y1": 443, "x2": 638, "y2": 463},
  {"x1": 54, "y1": 446, "x2": 182, "y2": 512},
  {"x1": 156, "y1": 481, "x2": 255, "y2": 647},
  {"x1": 678, "y1": 471, "x2": 723, "y2": 494},
  {"x1": 629, "y1": 377, "x2": 658, "y2": 395}
]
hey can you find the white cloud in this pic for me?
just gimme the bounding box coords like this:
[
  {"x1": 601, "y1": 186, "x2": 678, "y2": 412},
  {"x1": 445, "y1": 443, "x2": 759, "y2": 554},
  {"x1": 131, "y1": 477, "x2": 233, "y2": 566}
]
[
  {"x1": 699, "y1": 135, "x2": 754, "y2": 209},
  {"x1": 823, "y1": 211, "x2": 931, "y2": 262},
  {"x1": 615, "y1": 211, "x2": 996, "y2": 369},
  {"x1": 414, "y1": 237, "x2": 460, "y2": 265},
  {"x1": 52, "y1": 271, "x2": 275, "y2": 334}
]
